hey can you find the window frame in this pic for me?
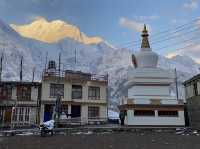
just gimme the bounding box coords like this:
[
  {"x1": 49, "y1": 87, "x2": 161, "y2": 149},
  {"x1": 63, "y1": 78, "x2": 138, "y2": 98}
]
[
  {"x1": 88, "y1": 86, "x2": 100, "y2": 100},
  {"x1": 158, "y1": 110, "x2": 178, "y2": 117},
  {"x1": 134, "y1": 110, "x2": 155, "y2": 117},
  {"x1": 17, "y1": 85, "x2": 32, "y2": 101},
  {"x1": 72, "y1": 85, "x2": 82, "y2": 99},
  {"x1": 50, "y1": 83, "x2": 64, "y2": 98},
  {"x1": 88, "y1": 106, "x2": 100, "y2": 118}
]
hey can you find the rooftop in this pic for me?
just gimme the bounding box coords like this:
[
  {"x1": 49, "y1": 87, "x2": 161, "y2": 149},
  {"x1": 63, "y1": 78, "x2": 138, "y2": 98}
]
[
  {"x1": 42, "y1": 69, "x2": 108, "y2": 82},
  {"x1": 0, "y1": 81, "x2": 41, "y2": 86},
  {"x1": 183, "y1": 73, "x2": 200, "y2": 86}
]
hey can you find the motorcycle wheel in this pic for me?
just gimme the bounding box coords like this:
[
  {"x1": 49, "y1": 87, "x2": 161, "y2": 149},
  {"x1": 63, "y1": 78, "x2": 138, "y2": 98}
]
[
  {"x1": 40, "y1": 131, "x2": 45, "y2": 137},
  {"x1": 50, "y1": 130, "x2": 53, "y2": 136}
]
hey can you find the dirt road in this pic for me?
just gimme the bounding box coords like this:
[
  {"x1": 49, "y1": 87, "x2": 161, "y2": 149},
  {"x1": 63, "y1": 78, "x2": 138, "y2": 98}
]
[{"x1": 0, "y1": 132, "x2": 200, "y2": 149}]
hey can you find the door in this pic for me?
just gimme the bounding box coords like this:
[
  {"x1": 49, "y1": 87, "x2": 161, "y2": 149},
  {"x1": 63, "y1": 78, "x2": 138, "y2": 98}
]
[
  {"x1": 71, "y1": 105, "x2": 81, "y2": 118},
  {"x1": 4, "y1": 108, "x2": 12, "y2": 125},
  {"x1": 44, "y1": 104, "x2": 54, "y2": 122}
]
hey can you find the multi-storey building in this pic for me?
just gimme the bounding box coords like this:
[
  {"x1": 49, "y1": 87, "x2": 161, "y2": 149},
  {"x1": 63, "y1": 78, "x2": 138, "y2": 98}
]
[
  {"x1": 40, "y1": 61, "x2": 108, "y2": 124},
  {"x1": 0, "y1": 81, "x2": 41, "y2": 127},
  {"x1": 183, "y1": 74, "x2": 200, "y2": 127}
]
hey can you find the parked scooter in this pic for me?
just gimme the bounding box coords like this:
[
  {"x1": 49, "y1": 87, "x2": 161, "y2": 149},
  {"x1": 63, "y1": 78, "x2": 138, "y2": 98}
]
[{"x1": 40, "y1": 120, "x2": 54, "y2": 137}]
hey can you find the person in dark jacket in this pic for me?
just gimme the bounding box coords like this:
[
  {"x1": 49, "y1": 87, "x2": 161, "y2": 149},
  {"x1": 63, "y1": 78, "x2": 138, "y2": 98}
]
[{"x1": 119, "y1": 110, "x2": 126, "y2": 125}]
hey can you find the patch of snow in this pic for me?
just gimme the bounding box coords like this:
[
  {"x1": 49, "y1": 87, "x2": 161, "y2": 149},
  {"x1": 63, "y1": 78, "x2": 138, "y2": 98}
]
[{"x1": 108, "y1": 110, "x2": 119, "y2": 119}]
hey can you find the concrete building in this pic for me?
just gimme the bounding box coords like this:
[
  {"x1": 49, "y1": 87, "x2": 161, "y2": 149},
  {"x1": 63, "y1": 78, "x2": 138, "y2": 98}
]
[
  {"x1": 118, "y1": 25, "x2": 185, "y2": 126},
  {"x1": 183, "y1": 74, "x2": 200, "y2": 127},
  {"x1": 0, "y1": 81, "x2": 41, "y2": 127},
  {"x1": 40, "y1": 61, "x2": 108, "y2": 124}
]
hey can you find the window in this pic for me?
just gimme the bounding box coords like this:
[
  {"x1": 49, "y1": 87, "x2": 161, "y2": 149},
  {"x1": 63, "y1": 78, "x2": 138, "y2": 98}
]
[
  {"x1": 134, "y1": 110, "x2": 155, "y2": 116},
  {"x1": 18, "y1": 108, "x2": 24, "y2": 121},
  {"x1": 17, "y1": 86, "x2": 31, "y2": 101},
  {"x1": 88, "y1": 106, "x2": 99, "y2": 118},
  {"x1": 88, "y1": 86, "x2": 100, "y2": 100},
  {"x1": 158, "y1": 111, "x2": 178, "y2": 117},
  {"x1": 50, "y1": 84, "x2": 64, "y2": 97},
  {"x1": 72, "y1": 85, "x2": 82, "y2": 99},
  {"x1": 12, "y1": 107, "x2": 31, "y2": 122},
  {"x1": 24, "y1": 108, "x2": 30, "y2": 122},
  {"x1": 0, "y1": 85, "x2": 12, "y2": 100}
]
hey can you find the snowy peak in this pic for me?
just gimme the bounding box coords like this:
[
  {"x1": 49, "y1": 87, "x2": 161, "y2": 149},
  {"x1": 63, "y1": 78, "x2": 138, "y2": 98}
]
[{"x1": 10, "y1": 17, "x2": 103, "y2": 44}]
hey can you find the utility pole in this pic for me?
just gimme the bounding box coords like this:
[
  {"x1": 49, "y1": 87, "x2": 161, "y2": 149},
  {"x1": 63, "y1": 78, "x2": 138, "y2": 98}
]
[
  {"x1": 32, "y1": 67, "x2": 35, "y2": 82},
  {"x1": 55, "y1": 52, "x2": 62, "y2": 127},
  {"x1": 58, "y1": 52, "x2": 61, "y2": 76},
  {"x1": 175, "y1": 68, "x2": 179, "y2": 100},
  {"x1": 0, "y1": 53, "x2": 3, "y2": 82},
  {"x1": 74, "y1": 48, "x2": 77, "y2": 71},
  {"x1": 44, "y1": 52, "x2": 48, "y2": 70},
  {"x1": 20, "y1": 56, "x2": 23, "y2": 82}
]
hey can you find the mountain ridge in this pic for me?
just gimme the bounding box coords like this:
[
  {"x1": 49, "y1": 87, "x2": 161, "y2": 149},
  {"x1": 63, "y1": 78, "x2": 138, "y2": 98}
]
[{"x1": 10, "y1": 17, "x2": 103, "y2": 45}]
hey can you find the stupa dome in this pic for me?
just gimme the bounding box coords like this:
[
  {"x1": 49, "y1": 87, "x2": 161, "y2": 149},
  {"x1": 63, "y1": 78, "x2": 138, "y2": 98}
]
[{"x1": 133, "y1": 24, "x2": 158, "y2": 68}]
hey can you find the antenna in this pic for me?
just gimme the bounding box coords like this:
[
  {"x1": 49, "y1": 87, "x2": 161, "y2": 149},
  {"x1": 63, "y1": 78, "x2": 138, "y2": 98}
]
[
  {"x1": 32, "y1": 67, "x2": 35, "y2": 82},
  {"x1": 0, "y1": 53, "x2": 3, "y2": 82},
  {"x1": 20, "y1": 56, "x2": 23, "y2": 82},
  {"x1": 175, "y1": 68, "x2": 179, "y2": 100}
]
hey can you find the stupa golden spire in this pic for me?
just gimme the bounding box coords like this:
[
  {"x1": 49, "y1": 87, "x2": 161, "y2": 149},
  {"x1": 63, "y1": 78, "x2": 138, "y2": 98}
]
[{"x1": 141, "y1": 24, "x2": 150, "y2": 48}]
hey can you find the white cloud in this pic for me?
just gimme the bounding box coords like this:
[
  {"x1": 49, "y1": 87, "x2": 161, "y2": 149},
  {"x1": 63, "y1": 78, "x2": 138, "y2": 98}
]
[
  {"x1": 27, "y1": 15, "x2": 46, "y2": 22},
  {"x1": 166, "y1": 43, "x2": 200, "y2": 63},
  {"x1": 119, "y1": 17, "x2": 151, "y2": 32},
  {"x1": 183, "y1": 0, "x2": 198, "y2": 10},
  {"x1": 166, "y1": 18, "x2": 200, "y2": 63},
  {"x1": 171, "y1": 19, "x2": 187, "y2": 24},
  {"x1": 133, "y1": 15, "x2": 159, "y2": 21}
]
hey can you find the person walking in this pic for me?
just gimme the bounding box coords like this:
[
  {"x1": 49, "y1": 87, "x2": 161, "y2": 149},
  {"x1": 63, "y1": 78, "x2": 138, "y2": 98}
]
[{"x1": 119, "y1": 110, "x2": 125, "y2": 125}]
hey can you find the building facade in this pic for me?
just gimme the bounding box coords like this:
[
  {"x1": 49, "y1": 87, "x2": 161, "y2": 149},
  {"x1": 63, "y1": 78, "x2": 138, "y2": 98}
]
[
  {"x1": 119, "y1": 25, "x2": 185, "y2": 126},
  {"x1": 0, "y1": 81, "x2": 41, "y2": 127},
  {"x1": 183, "y1": 74, "x2": 200, "y2": 127},
  {"x1": 40, "y1": 61, "x2": 108, "y2": 124}
]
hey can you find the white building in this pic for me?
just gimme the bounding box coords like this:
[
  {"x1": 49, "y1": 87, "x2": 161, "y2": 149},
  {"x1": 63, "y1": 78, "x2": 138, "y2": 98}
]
[
  {"x1": 119, "y1": 25, "x2": 185, "y2": 126},
  {"x1": 40, "y1": 61, "x2": 108, "y2": 125}
]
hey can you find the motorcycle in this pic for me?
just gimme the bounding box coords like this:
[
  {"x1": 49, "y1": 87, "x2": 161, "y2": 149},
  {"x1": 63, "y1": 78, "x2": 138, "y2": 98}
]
[{"x1": 39, "y1": 120, "x2": 54, "y2": 137}]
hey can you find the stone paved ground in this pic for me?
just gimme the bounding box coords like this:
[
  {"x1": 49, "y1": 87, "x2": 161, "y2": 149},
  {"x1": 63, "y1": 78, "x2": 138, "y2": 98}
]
[{"x1": 0, "y1": 132, "x2": 200, "y2": 149}]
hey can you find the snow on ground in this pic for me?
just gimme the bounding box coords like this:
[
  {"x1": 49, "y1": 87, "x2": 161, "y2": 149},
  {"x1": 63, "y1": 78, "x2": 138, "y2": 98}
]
[{"x1": 108, "y1": 110, "x2": 119, "y2": 119}]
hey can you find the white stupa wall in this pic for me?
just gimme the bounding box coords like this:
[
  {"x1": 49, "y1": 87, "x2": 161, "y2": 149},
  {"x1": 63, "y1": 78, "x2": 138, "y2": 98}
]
[
  {"x1": 128, "y1": 85, "x2": 170, "y2": 97},
  {"x1": 125, "y1": 110, "x2": 185, "y2": 126}
]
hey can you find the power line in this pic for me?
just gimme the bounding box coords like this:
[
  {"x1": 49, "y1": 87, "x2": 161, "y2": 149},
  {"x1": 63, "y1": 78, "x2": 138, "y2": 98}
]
[
  {"x1": 116, "y1": 18, "x2": 200, "y2": 48},
  {"x1": 119, "y1": 25, "x2": 199, "y2": 49},
  {"x1": 155, "y1": 39, "x2": 200, "y2": 53},
  {"x1": 155, "y1": 35, "x2": 200, "y2": 51},
  {"x1": 122, "y1": 26, "x2": 200, "y2": 50}
]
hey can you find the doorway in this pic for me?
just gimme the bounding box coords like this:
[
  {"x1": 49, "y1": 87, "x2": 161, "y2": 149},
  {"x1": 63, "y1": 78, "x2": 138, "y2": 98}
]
[
  {"x1": 44, "y1": 104, "x2": 54, "y2": 122},
  {"x1": 71, "y1": 105, "x2": 81, "y2": 118},
  {"x1": 4, "y1": 108, "x2": 12, "y2": 125}
]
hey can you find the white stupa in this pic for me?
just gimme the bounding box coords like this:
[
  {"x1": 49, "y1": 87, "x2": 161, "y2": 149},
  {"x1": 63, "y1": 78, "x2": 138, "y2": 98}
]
[{"x1": 119, "y1": 25, "x2": 185, "y2": 126}]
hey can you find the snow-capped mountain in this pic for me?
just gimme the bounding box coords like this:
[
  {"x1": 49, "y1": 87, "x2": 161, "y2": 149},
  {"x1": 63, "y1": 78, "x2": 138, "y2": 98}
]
[
  {"x1": 10, "y1": 17, "x2": 103, "y2": 44},
  {"x1": 0, "y1": 19, "x2": 199, "y2": 109}
]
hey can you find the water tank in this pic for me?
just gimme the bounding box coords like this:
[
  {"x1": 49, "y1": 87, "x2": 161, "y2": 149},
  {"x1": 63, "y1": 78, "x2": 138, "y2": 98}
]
[{"x1": 48, "y1": 60, "x2": 56, "y2": 70}]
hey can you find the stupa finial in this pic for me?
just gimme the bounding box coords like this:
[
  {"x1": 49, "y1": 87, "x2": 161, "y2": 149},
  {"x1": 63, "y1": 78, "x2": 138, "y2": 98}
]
[{"x1": 141, "y1": 24, "x2": 150, "y2": 48}]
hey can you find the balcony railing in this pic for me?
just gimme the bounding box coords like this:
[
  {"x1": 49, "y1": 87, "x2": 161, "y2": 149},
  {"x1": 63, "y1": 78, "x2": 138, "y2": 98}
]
[{"x1": 42, "y1": 69, "x2": 108, "y2": 82}]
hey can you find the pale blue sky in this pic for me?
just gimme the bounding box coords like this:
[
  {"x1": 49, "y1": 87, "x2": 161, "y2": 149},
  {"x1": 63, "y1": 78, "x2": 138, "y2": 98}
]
[{"x1": 0, "y1": 0, "x2": 199, "y2": 56}]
